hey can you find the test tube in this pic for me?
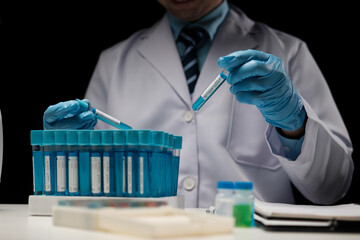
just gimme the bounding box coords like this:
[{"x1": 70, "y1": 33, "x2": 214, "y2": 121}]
[
  {"x1": 126, "y1": 130, "x2": 139, "y2": 197},
  {"x1": 90, "y1": 130, "x2": 103, "y2": 196},
  {"x1": 138, "y1": 130, "x2": 151, "y2": 197},
  {"x1": 66, "y1": 130, "x2": 79, "y2": 196},
  {"x1": 43, "y1": 130, "x2": 56, "y2": 195},
  {"x1": 76, "y1": 99, "x2": 132, "y2": 130},
  {"x1": 54, "y1": 131, "x2": 67, "y2": 195},
  {"x1": 166, "y1": 134, "x2": 174, "y2": 196},
  {"x1": 30, "y1": 130, "x2": 44, "y2": 195},
  {"x1": 192, "y1": 69, "x2": 229, "y2": 111},
  {"x1": 172, "y1": 136, "x2": 182, "y2": 196},
  {"x1": 78, "y1": 130, "x2": 91, "y2": 196},
  {"x1": 102, "y1": 130, "x2": 115, "y2": 196},
  {"x1": 113, "y1": 130, "x2": 127, "y2": 197},
  {"x1": 150, "y1": 131, "x2": 165, "y2": 197}
]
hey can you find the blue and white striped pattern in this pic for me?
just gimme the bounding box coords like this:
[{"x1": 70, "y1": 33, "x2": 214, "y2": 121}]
[{"x1": 178, "y1": 27, "x2": 208, "y2": 97}]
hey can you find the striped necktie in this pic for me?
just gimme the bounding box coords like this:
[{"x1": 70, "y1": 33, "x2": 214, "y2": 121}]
[{"x1": 178, "y1": 27, "x2": 209, "y2": 97}]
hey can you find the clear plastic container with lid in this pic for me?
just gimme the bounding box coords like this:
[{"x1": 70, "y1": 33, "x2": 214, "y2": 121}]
[
  {"x1": 233, "y1": 181, "x2": 254, "y2": 227},
  {"x1": 215, "y1": 181, "x2": 234, "y2": 217}
]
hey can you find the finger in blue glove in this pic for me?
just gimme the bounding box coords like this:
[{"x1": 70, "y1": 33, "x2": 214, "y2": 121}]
[{"x1": 218, "y1": 49, "x2": 306, "y2": 131}]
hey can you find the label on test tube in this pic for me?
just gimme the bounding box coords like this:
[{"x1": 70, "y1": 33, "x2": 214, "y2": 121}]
[
  {"x1": 91, "y1": 156, "x2": 101, "y2": 194},
  {"x1": 95, "y1": 109, "x2": 121, "y2": 125},
  {"x1": 201, "y1": 74, "x2": 225, "y2": 99},
  {"x1": 123, "y1": 156, "x2": 126, "y2": 193},
  {"x1": 57, "y1": 155, "x2": 66, "y2": 192},
  {"x1": 127, "y1": 156, "x2": 133, "y2": 194},
  {"x1": 68, "y1": 155, "x2": 78, "y2": 193},
  {"x1": 139, "y1": 156, "x2": 144, "y2": 195},
  {"x1": 103, "y1": 155, "x2": 110, "y2": 194},
  {"x1": 45, "y1": 155, "x2": 51, "y2": 192}
]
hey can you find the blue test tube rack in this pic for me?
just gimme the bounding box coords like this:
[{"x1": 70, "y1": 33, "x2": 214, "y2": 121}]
[{"x1": 30, "y1": 129, "x2": 182, "y2": 198}]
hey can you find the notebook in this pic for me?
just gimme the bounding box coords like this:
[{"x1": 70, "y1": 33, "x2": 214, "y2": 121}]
[{"x1": 254, "y1": 199, "x2": 360, "y2": 232}]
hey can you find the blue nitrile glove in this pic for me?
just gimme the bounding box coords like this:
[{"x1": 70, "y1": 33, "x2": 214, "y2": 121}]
[
  {"x1": 218, "y1": 49, "x2": 306, "y2": 131},
  {"x1": 43, "y1": 99, "x2": 97, "y2": 129}
]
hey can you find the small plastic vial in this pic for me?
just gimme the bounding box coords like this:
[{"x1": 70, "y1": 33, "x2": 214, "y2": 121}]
[
  {"x1": 215, "y1": 181, "x2": 235, "y2": 217},
  {"x1": 233, "y1": 182, "x2": 254, "y2": 227}
]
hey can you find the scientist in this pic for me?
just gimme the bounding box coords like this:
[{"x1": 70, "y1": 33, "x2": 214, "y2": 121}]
[{"x1": 43, "y1": 0, "x2": 354, "y2": 208}]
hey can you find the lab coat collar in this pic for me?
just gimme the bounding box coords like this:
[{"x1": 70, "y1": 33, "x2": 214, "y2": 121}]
[{"x1": 137, "y1": 7, "x2": 259, "y2": 108}]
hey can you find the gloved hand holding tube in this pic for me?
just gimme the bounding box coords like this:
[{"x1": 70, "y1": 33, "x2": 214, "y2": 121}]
[
  {"x1": 43, "y1": 99, "x2": 97, "y2": 130},
  {"x1": 218, "y1": 49, "x2": 306, "y2": 131},
  {"x1": 43, "y1": 99, "x2": 132, "y2": 130}
]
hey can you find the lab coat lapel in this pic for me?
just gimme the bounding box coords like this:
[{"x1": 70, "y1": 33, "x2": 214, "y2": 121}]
[
  {"x1": 194, "y1": 8, "x2": 259, "y2": 99},
  {"x1": 137, "y1": 16, "x2": 192, "y2": 107}
]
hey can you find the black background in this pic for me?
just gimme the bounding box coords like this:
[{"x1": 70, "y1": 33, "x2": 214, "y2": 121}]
[{"x1": 0, "y1": 1, "x2": 359, "y2": 204}]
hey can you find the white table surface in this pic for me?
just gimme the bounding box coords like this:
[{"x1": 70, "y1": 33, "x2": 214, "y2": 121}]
[{"x1": 1, "y1": 204, "x2": 360, "y2": 240}]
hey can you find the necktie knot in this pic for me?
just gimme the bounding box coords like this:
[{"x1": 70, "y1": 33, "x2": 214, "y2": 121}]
[{"x1": 178, "y1": 27, "x2": 208, "y2": 49}]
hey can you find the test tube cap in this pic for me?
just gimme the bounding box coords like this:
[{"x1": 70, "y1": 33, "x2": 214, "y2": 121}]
[
  {"x1": 78, "y1": 130, "x2": 90, "y2": 145},
  {"x1": 30, "y1": 130, "x2": 43, "y2": 145},
  {"x1": 173, "y1": 136, "x2": 183, "y2": 149},
  {"x1": 43, "y1": 130, "x2": 55, "y2": 145},
  {"x1": 168, "y1": 134, "x2": 174, "y2": 148},
  {"x1": 217, "y1": 181, "x2": 235, "y2": 189},
  {"x1": 235, "y1": 182, "x2": 253, "y2": 190},
  {"x1": 90, "y1": 130, "x2": 102, "y2": 145},
  {"x1": 66, "y1": 130, "x2": 78, "y2": 145},
  {"x1": 152, "y1": 131, "x2": 164, "y2": 147},
  {"x1": 138, "y1": 130, "x2": 151, "y2": 146},
  {"x1": 126, "y1": 130, "x2": 138, "y2": 145},
  {"x1": 54, "y1": 130, "x2": 66, "y2": 145},
  {"x1": 163, "y1": 132, "x2": 169, "y2": 148},
  {"x1": 101, "y1": 130, "x2": 114, "y2": 145},
  {"x1": 113, "y1": 130, "x2": 126, "y2": 145}
]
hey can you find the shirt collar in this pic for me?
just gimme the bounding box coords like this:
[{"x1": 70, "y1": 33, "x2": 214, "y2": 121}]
[{"x1": 168, "y1": 0, "x2": 229, "y2": 41}]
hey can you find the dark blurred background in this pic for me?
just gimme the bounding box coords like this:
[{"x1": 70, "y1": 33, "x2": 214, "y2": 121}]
[{"x1": 0, "y1": 1, "x2": 358, "y2": 204}]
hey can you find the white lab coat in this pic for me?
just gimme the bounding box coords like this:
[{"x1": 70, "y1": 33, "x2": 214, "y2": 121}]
[{"x1": 85, "y1": 6, "x2": 354, "y2": 208}]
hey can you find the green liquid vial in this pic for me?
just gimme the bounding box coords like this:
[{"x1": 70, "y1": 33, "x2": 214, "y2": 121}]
[
  {"x1": 233, "y1": 204, "x2": 252, "y2": 227},
  {"x1": 233, "y1": 182, "x2": 254, "y2": 228}
]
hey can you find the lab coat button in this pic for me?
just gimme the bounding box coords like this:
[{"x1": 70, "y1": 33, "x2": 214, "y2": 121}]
[
  {"x1": 183, "y1": 177, "x2": 196, "y2": 191},
  {"x1": 184, "y1": 111, "x2": 194, "y2": 123}
]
